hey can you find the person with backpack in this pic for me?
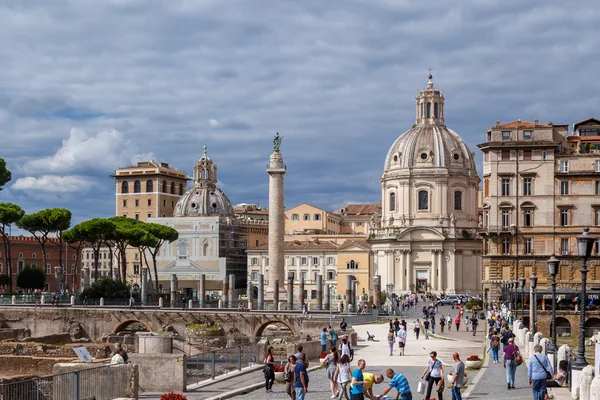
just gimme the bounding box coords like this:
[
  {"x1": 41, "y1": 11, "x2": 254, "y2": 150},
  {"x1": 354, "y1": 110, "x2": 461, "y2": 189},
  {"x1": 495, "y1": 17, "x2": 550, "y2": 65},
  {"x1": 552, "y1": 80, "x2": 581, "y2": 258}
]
[
  {"x1": 489, "y1": 329, "x2": 500, "y2": 363},
  {"x1": 338, "y1": 335, "x2": 353, "y2": 362}
]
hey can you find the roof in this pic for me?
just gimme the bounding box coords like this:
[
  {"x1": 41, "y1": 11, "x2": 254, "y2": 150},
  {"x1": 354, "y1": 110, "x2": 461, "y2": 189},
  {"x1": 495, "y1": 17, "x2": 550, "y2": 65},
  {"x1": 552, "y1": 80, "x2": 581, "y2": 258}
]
[
  {"x1": 494, "y1": 121, "x2": 552, "y2": 129},
  {"x1": 574, "y1": 118, "x2": 600, "y2": 129},
  {"x1": 251, "y1": 240, "x2": 340, "y2": 251},
  {"x1": 336, "y1": 204, "x2": 381, "y2": 216},
  {"x1": 286, "y1": 203, "x2": 331, "y2": 214},
  {"x1": 338, "y1": 239, "x2": 371, "y2": 251}
]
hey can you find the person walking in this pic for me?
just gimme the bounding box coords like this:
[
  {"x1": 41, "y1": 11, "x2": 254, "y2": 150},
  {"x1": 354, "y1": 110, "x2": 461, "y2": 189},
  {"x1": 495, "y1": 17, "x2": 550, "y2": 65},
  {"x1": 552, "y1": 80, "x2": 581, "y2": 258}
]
[
  {"x1": 470, "y1": 315, "x2": 479, "y2": 336},
  {"x1": 439, "y1": 317, "x2": 445, "y2": 333},
  {"x1": 503, "y1": 337, "x2": 520, "y2": 389},
  {"x1": 528, "y1": 345, "x2": 553, "y2": 400},
  {"x1": 454, "y1": 315, "x2": 461, "y2": 331},
  {"x1": 329, "y1": 326, "x2": 338, "y2": 348},
  {"x1": 397, "y1": 325, "x2": 407, "y2": 356},
  {"x1": 321, "y1": 328, "x2": 328, "y2": 354},
  {"x1": 431, "y1": 316, "x2": 436, "y2": 335},
  {"x1": 338, "y1": 335, "x2": 353, "y2": 362},
  {"x1": 423, "y1": 319, "x2": 430, "y2": 340},
  {"x1": 446, "y1": 314, "x2": 452, "y2": 332},
  {"x1": 464, "y1": 314, "x2": 470, "y2": 332},
  {"x1": 294, "y1": 354, "x2": 309, "y2": 400},
  {"x1": 421, "y1": 351, "x2": 444, "y2": 400},
  {"x1": 350, "y1": 359, "x2": 367, "y2": 400},
  {"x1": 129, "y1": 295, "x2": 135, "y2": 309},
  {"x1": 334, "y1": 354, "x2": 352, "y2": 400},
  {"x1": 393, "y1": 318, "x2": 400, "y2": 334},
  {"x1": 285, "y1": 355, "x2": 297, "y2": 400},
  {"x1": 264, "y1": 347, "x2": 275, "y2": 393},
  {"x1": 322, "y1": 347, "x2": 339, "y2": 398},
  {"x1": 387, "y1": 329, "x2": 395, "y2": 356},
  {"x1": 449, "y1": 352, "x2": 466, "y2": 400},
  {"x1": 378, "y1": 368, "x2": 412, "y2": 400},
  {"x1": 340, "y1": 319, "x2": 348, "y2": 332},
  {"x1": 414, "y1": 319, "x2": 421, "y2": 340},
  {"x1": 489, "y1": 329, "x2": 500, "y2": 363}
]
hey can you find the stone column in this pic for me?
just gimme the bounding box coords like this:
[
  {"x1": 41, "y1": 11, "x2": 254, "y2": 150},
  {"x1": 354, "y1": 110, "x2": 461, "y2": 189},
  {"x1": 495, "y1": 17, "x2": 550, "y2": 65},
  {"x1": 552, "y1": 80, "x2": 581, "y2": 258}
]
[
  {"x1": 346, "y1": 275, "x2": 353, "y2": 308},
  {"x1": 170, "y1": 274, "x2": 177, "y2": 308},
  {"x1": 258, "y1": 274, "x2": 264, "y2": 310},
  {"x1": 373, "y1": 275, "x2": 381, "y2": 310},
  {"x1": 141, "y1": 268, "x2": 147, "y2": 305},
  {"x1": 398, "y1": 252, "x2": 405, "y2": 291},
  {"x1": 247, "y1": 279, "x2": 253, "y2": 310},
  {"x1": 438, "y1": 251, "x2": 443, "y2": 293},
  {"x1": 199, "y1": 274, "x2": 205, "y2": 308},
  {"x1": 406, "y1": 251, "x2": 413, "y2": 292},
  {"x1": 222, "y1": 278, "x2": 228, "y2": 308},
  {"x1": 228, "y1": 274, "x2": 235, "y2": 309},
  {"x1": 299, "y1": 275, "x2": 305, "y2": 307},
  {"x1": 430, "y1": 251, "x2": 437, "y2": 291},
  {"x1": 273, "y1": 279, "x2": 279, "y2": 310},
  {"x1": 287, "y1": 276, "x2": 293, "y2": 311},
  {"x1": 325, "y1": 283, "x2": 331, "y2": 311},
  {"x1": 316, "y1": 275, "x2": 323, "y2": 311},
  {"x1": 266, "y1": 142, "x2": 286, "y2": 301},
  {"x1": 54, "y1": 266, "x2": 64, "y2": 292}
]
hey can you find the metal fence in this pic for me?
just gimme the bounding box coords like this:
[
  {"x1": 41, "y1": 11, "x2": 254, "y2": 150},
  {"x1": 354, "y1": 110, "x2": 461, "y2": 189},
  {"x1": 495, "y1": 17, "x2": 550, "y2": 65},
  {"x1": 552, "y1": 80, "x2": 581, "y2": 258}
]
[
  {"x1": 0, "y1": 363, "x2": 132, "y2": 400},
  {"x1": 186, "y1": 343, "x2": 259, "y2": 385}
]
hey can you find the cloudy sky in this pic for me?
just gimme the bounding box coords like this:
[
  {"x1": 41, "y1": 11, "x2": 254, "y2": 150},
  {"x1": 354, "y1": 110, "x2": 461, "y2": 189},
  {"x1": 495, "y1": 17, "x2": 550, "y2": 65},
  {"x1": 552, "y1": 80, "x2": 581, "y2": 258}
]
[{"x1": 1, "y1": 0, "x2": 599, "y2": 225}]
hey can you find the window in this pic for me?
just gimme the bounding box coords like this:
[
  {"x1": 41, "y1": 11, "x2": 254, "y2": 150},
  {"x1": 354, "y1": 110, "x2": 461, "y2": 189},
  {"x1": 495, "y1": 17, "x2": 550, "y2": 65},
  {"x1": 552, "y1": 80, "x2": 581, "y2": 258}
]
[
  {"x1": 251, "y1": 257, "x2": 258, "y2": 266},
  {"x1": 347, "y1": 260, "x2": 357, "y2": 269},
  {"x1": 291, "y1": 214, "x2": 299, "y2": 221},
  {"x1": 46, "y1": 253, "x2": 50, "y2": 259},
  {"x1": 147, "y1": 199, "x2": 152, "y2": 206},
  {"x1": 502, "y1": 238, "x2": 510, "y2": 255},
  {"x1": 123, "y1": 200, "x2": 127, "y2": 207},
  {"x1": 523, "y1": 209, "x2": 533, "y2": 227},
  {"x1": 303, "y1": 214, "x2": 310, "y2": 221},
  {"x1": 134, "y1": 180, "x2": 141, "y2": 193},
  {"x1": 523, "y1": 130, "x2": 532, "y2": 140},
  {"x1": 289, "y1": 257, "x2": 295, "y2": 266},
  {"x1": 251, "y1": 271, "x2": 258, "y2": 280},
  {"x1": 313, "y1": 214, "x2": 321, "y2": 221},
  {"x1": 18, "y1": 252, "x2": 23, "y2": 258},
  {"x1": 146, "y1": 180, "x2": 153, "y2": 192},
  {"x1": 265, "y1": 257, "x2": 269, "y2": 266},
  {"x1": 311, "y1": 290, "x2": 317, "y2": 299},
  {"x1": 595, "y1": 160, "x2": 600, "y2": 173},
  {"x1": 484, "y1": 151, "x2": 489, "y2": 161},
  {"x1": 301, "y1": 271, "x2": 307, "y2": 280},
  {"x1": 356, "y1": 222, "x2": 364, "y2": 227},
  {"x1": 426, "y1": 102, "x2": 431, "y2": 118},
  {"x1": 560, "y1": 208, "x2": 569, "y2": 226},
  {"x1": 163, "y1": 200, "x2": 166, "y2": 207},
  {"x1": 288, "y1": 271, "x2": 295, "y2": 281},
  {"x1": 327, "y1": 270, "x2": 335, "y2": 280},
  {"x1": 147, "y1": 213, "x2": 152, "y2": 218},
  {"x1": 31, "y1": 253, "x2": 36, "y2": 259},
  {"x1": 501, "y1": 178, "x2": 510, "y2": 196},
  {"x1": 30, "y1": 262, "x2": 37, "y2": 268},
  {"x1": 484, "y1": 179, "x2": 489, "y2": 197},
  {"x1": 434, "y1": 102, "x2": 439, "y2": 118},
  {"x1": 522, "y1": 178, "x2": 532, "y2": 196},
  {"x1": 560, "y1": 161, "x2": 569, "y2": 173},
  {"x1": 312, "y1": 257, "x2": 319, "y2": 266},
  {"x1": 486, "y1": 132, "x2": 491, "y2": 141},
  {"x1": 121, "y1": 181, "x2": 129, "y2": 194},
  {"x1": 418, "y1": 190, "x2": 429, "y2": 210},
  {"x1": 561, "y1": 238, "x2": 569, "y2": 255},
  {"x1": 501, "y1": 209, "x2": 510, "y2": 229},
  {"x1": 524, "y1": 238, "x2": 532, "y2": 255},
  {"x1": 171, "y1": 182, "x2": 175, "y2": 194},
  {"x1": 135, "y1": 214, "x2": 139, "y2": 221},
  {"x1": 162, "y1": 180, "x2": 167, "y2": 193},
  {"x1": 560, "y1": 181, "x2": 569, "y2": 195},
  {"x1": 133, "y1": 264, "x2": 140, "y2": 275},
  {"x1": 45, "y1": 263, "x2": 51, "y2": 274},
  {"x1": 542, "y1": 151, "x2": 547, "y2": 160},
  {"x1": 389, "y1": 192, "x2": 396, "y2": 212},
  {"x1": 135, "y1": 199, "x2": 139, "y2": 207},
  {"x1": 523, "y1": 149, "x2": 532, "y2": 160},
  {"x1": 179, "y1": 183, "x2": 184, "y2": 195},
  {"x1": 454, "y1": 191, "x2": 462, "y2": 211},
  {"x1": 301, "y1": 257, "x2": 308, "y2": 266},
  {"x1": 17, "y1": 260, "x2": 24, "y2": 272},
  {"x1": 502, "y1": 131, "x2": 510, "y2": 141},
  {"x1": 502, "y1": 150, "x2": 510, "y2": 160},
  {"x1": 327, "y1": 257, "x2": 335, "y2": 265},
  {"x1": 595, "y1": 209, "x2": 600, "y2": 226}
]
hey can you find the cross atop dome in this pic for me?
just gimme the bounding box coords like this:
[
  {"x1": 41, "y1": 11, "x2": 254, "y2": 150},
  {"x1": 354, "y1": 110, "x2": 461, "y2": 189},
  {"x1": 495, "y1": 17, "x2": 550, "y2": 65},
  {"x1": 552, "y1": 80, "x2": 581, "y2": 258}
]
[{"x1": 416, "y1": 71, "x2": 444, "y2": 126}]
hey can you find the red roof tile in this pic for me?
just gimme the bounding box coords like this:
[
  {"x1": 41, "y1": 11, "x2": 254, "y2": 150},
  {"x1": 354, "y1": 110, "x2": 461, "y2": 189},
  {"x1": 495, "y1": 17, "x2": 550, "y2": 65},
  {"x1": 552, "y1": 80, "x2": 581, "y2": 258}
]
[
  {"x1": 495, "y1": 121, "x2": 551, "y2": 129},
  {"x1": 336, "y1": 204, "x2": 381, "y2": 215}
]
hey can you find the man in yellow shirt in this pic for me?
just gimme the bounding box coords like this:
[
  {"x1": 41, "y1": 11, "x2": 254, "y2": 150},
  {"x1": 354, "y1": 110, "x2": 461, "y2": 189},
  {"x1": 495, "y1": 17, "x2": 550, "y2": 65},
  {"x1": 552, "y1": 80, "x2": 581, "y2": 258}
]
[{"x1": 355, "y1": 372, "x2": 384, "y2": 400}]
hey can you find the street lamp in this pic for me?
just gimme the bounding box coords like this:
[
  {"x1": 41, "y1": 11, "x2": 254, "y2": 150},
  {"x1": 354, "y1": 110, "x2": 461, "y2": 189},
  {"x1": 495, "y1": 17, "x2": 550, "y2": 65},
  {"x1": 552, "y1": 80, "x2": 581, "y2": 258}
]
[
  {"x1": 329, "y1": 284, "x2": 334, "y2": 327},
  {"x1": 574, "y1": 227, "x2": 595, "y2": 368},
  {"x1": 519, "y1": 276, "x2": 526, "y2": 320},
  {"x1": 529, "y1": 273, "x2": 538, "y2": 343},
  {"x1": 547, "y1": 254, "x2": 560, "y2": 372}
]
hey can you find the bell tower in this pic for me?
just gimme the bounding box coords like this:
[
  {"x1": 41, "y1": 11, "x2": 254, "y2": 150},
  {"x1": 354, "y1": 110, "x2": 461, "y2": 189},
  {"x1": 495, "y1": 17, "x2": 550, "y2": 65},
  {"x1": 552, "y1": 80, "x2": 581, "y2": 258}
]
[
  {"x1": 415, "y1": 72, "x2": 445, "y2": 126},
  {"x1": 193, "y1": 145, "x2": 217, "y2": 189}
]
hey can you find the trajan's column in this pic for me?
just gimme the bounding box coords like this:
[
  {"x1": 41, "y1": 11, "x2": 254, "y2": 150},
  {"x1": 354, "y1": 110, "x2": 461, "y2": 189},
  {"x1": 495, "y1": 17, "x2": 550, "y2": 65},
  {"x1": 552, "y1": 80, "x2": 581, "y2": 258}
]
[{"x1": 266, "y1": 133, "x2": 286, "y2": 300}]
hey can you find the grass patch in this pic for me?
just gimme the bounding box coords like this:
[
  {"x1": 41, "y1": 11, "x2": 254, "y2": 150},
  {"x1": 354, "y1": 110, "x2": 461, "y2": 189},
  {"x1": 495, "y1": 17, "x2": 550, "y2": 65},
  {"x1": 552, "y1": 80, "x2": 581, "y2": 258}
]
[
  {"x1": 556, "y1": 335, "x2": 595, "y2": 365},
  {"x1": 186, "y1": 324, "x2": 220, "y2": 331}
]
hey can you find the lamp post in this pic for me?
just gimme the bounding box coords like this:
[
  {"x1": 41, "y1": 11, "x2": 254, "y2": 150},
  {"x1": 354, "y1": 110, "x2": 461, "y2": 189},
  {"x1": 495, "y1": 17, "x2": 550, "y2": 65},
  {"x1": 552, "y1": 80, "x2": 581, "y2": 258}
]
[
  {"x1": 519, "y1": 276, "x2": 526, "y2": 320},
  {"x1": 329, "y1": 284, "x2": 334, "y2": 327},
  {"x1": 529, "y1": 273, "x2": 538, "y2": 343},
  {"x1": 574, "y1": 227, "x2": 595, "y2": 368},
  {"x1": 547, "y1": 254, "x2": 560, "y2": 372}
]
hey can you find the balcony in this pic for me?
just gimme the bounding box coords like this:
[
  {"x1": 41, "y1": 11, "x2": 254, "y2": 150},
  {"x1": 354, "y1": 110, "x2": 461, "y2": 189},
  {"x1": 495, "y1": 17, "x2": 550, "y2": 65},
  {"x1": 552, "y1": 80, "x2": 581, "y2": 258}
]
[{"x1": 478, "y1": 225, "x2": 514, "y2": 235}]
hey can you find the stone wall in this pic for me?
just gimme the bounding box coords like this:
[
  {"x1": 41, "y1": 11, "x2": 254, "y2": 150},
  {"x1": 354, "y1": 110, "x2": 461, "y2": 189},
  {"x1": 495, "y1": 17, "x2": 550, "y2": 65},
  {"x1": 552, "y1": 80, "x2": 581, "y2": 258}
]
[
  {"x1": 0, "y1": 355, "x2": 72, "y2": 378},
  {"x1": 0, "y1": 342, "x2": 111, "y2": 358},
  {"x1": 129, "y1": 353, "x2": 186, "y2": 393}
]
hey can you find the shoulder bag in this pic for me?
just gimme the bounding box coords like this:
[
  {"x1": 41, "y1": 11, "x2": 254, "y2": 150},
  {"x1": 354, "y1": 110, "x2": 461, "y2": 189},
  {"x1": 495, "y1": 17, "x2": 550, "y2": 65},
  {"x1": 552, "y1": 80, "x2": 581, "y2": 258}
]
[
  {"x1": 534, "y1": 355, "x2": 553, "y2": 380},
  {"x1": 513, "y1": 348, "x2": 523, "y2": 366}
]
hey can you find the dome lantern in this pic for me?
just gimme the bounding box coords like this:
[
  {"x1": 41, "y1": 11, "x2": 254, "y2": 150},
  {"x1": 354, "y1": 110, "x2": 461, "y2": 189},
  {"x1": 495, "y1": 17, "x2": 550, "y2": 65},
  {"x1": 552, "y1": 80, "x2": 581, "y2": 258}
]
[{"x1": 415, "y1": 73, "x2": 445, "y2": 126}]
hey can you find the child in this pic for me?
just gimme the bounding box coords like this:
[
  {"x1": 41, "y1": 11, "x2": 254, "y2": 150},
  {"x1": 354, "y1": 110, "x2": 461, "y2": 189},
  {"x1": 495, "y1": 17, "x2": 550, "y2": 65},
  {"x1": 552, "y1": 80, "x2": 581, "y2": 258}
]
[{"x1": 334, "y1": 354, "x2": 352, "y2": 400}]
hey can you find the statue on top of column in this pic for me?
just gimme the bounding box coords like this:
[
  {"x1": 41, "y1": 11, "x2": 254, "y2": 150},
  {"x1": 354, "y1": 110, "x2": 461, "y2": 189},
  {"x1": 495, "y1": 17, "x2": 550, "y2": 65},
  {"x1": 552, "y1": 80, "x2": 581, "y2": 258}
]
[{"x1": 273, "y1": 132, "x2": 282, "y2": 150}]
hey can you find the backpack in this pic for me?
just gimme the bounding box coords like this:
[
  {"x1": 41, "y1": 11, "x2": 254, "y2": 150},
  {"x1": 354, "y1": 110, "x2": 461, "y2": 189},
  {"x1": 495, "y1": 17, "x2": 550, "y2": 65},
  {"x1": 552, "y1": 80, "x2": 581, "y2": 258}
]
[{"x1": 492, "y1": 338, "x2": 499, "y2": 348}]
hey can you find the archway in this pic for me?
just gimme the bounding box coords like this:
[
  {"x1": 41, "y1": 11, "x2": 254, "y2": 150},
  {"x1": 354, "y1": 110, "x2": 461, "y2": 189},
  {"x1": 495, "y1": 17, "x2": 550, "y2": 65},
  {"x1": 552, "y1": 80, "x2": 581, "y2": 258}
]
[
  {"x1": 113, "y1": 319, "x2": 152, "y2": 335},
  {"x1": 551, "y1": 317, "x2": 571, "y2": 337},
  {"x1": 584, "y1": 317, "x2": 600, "y2": 337},
  {"x1": 253, "y1": 320, "x2": 296, "y2": 340}
]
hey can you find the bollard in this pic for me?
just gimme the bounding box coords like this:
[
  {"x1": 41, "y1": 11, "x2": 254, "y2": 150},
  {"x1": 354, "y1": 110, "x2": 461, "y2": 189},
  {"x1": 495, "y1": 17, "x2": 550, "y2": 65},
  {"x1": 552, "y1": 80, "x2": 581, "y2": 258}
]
[
  {"x1": 99, "y1": 297, "x2": 104, "y2": 307},
  {"x1": 188, "y1": 299, "x2": 193, "y2": 310},
  {"x1": 70, "y1": 295, "x2": 75, "y2": 306},
  {"x1": 11, "y1": 295, "x2": 16, "y2": 305},
  {"x1": 218, "y1": 300, "x2": 223, "y2": 309},
  {"x1": 590, "y1": 375, "x2": 600, "y2": 400},
  {"x1": 40, "y1": 296, "x2": 45, "y2": 305},
  {"x1": 158, "y1": 297, "x2": 163, "y2": 308},
  {"x1": 238, "y1": 345, "x2": 242, "y2": 371},
  {"x1": 211, "y1": 351, "x2": 216, "y2": 380}
]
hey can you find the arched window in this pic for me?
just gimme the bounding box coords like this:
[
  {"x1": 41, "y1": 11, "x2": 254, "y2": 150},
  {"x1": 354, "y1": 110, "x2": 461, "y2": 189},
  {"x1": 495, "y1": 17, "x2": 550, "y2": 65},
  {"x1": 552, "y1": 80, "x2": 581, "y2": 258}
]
[
  {"x1": 162, "y1": 180, "x2": 167, "y2": 193},
  {"x1": 427, "y1": 102, "x2": 431, "y2": 118},
  {"x1": 434, "y1": 103, "x2": 439, "y2": 118},
  {"x1": 171, "y1": 182, "x2": 175, "y2": 194},
  {"x1": 347, "y1": 260, "x2": 356, "y2": 269},
  {"x1": 421, "y1": 102, "x2": 424, "y2": 119},
  {"x1": 206, "y1": 169, "x2": 210, "y2": 179},
  {"x1": 177, "y1": 239, "x2": 189, "y2": 260},
  {"x1": 203, "y1": 242, "x2": 209, "y2": 257},
  {"x1": 179, "y1": 183, "x2": 184, "y2": 195},
  {"x1": 454, "y1": 191, "x2": 462, "y2": 211},
  {"x1": 146, "y1": 180, "x2": 153, "y2": 192},
  {"x1": 201, "y1": 170, "x2": 205, "y2": 179},
  {"x1": 389, "y1": 192, "x2": 396, "y2": 212},
  {"x1": 121, "y1": 181, "x2": 129, "y2": 194},
  {"x1": 418, "y1": 190, "x2": 429, "y2": 210},
  {"x1": 133, "y1": 180, "x2": 141, "y2": 193}
]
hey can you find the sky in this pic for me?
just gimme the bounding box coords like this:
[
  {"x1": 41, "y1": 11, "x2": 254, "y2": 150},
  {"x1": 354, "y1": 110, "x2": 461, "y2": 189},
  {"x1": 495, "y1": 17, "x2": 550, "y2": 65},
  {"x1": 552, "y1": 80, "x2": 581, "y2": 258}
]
[{"x1": 1, "y1": 0, "x2": 599, "y2": 226}]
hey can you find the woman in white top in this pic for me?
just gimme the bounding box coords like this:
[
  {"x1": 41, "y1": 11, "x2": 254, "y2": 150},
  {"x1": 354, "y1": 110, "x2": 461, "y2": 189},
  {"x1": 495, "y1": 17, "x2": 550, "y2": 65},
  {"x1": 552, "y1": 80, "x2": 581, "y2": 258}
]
[
  {"x1": 546, "y1": 360, "x2": 568, "y2": 387},
  {"x1": 422, "y1": 351, "x2": 444, "y2": 400},
  {"x1": 333, "y1": 354, "x2": 352, "y2": 400}
]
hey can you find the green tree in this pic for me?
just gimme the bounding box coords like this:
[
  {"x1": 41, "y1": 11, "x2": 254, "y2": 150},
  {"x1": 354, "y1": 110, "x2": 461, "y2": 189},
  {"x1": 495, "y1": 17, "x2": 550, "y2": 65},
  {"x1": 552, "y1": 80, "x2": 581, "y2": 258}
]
[
  {"x1": 109, "y1": 216, "x2": 143, "y2": 282},
  {"x1": 0, "y1": 274, "x2": 11, "y2": 288},
  {"x1": 75, "y1": 218, "x2": 115, "y2": 281},
  {"x1": 16, "y1": 266, "x2": 46, "y2": 290},
  {"x1": 0, "y1": 203, "x2": 25, "y2": 292},
  {"x1": 143, "y1": 223, "x2": 178, "y2": 290},
  {"x1": 50, "y1": 208, "x2": 72, "y2": 285},
  {"x1": 63, "y1": 224, "x2": 86, "y2": 289},
  {"x1": 0, "y1": 158, "x2": 11, "y2": 191},
  {"x1": 126, "y1": 225, "x2": 158, "y2": 283},
  {"x1": 81, "y1": 276, "x2": 134, "y2": 299},
  {"x1": 17, "y1": 208, "x2": 71, "y2": 267}
]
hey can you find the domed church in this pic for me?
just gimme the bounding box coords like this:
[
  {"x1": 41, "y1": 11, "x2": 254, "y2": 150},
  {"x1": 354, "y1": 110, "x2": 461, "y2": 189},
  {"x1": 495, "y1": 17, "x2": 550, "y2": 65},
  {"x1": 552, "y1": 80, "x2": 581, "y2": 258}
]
[{"x1": 369, "y1": 75, "x2": 482, "y2": 295}]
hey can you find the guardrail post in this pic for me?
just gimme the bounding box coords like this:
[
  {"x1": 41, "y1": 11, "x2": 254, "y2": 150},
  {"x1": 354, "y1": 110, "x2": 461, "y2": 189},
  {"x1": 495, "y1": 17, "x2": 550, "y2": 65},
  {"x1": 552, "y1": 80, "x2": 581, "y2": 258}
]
[
  {"x1": 73, "y1": 370, "x2": 80, "y2": 400},
  {"x1": 238, "y1": 345, "x2": 242, "y2": 371},
  {"x1": 70, "y1": 295, "x2": 75, "y2": 306},
  {"x1": 211, "y1": 351, "x2": 216, "y2": 380},
  {"x1": 99, "y1": 297, "x2": 104, "y2": 307},
  {"x1": 11, "y1": 295, "x2": 16, "y2": 305}
]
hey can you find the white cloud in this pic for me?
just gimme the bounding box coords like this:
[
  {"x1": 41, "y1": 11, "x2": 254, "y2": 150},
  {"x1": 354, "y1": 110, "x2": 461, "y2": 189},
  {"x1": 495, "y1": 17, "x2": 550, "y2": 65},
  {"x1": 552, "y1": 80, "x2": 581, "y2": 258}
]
[
  {"x1": 21, "y1": 128, "x2": 155, "y2": 174},
  {"x1": 12, "y1": 175, "x2": 96, "y2": 193}
]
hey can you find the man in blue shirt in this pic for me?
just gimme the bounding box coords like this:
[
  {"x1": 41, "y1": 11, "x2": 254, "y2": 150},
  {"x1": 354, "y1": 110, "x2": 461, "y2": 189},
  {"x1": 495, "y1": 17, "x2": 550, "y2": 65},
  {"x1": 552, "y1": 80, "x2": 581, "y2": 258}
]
[
  {"x1": 351, "y1": 359, "x2": 367, "y2": 400},
  {"x1": 321, "y1": 327, "x2": 328, "y2": 353},
  {"x1": 377, "y1": 368, "x2": 412, "y2": 400},
  {"x1": 294, "y1": 354, "x2": 309, "y2": 400}
]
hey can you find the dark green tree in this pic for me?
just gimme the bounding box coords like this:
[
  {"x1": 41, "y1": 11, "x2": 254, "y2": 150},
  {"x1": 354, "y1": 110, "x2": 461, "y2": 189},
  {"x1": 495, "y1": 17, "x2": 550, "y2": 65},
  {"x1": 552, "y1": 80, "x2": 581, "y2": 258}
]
[
  {"x1": 109, "y1": 216, "x2": 143, "y2": 282},
  {"x1": 16, "y1": 266, "x2": 46, "y2": 290},
  {"x1": 81, "y1": 276, "x2": 134, "y2": 300},
  {"x1": 0, "y1": 158, "x2": 11, "y2": 191},
  {"x1": 126, "y1": 225, "x2": 158, "y2": 282},
  {"x1": 143, "y1": 223, "x2": 178, "y2": 290},
  {"x1": 0, "y1": 203, "x2": 25, "y2": 292},
  {"x1": 0, "y1": 274, "x2": 11, "y2": 288},
  {"x1": 17, "y1": 208, "x2": 71, "y2": 266},
  {"x1": 75, "y1": 218, "x2": 115, "y2": 281}
]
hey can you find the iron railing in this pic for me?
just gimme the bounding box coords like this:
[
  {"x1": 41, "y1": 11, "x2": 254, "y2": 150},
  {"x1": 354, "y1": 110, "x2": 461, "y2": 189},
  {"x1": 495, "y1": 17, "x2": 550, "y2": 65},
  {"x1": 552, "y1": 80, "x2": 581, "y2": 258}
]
[
  {"x1": 186, "y1": 343, "x2": 259, "y2": 385},
  {"x1": 0, "y1": 363, "x2": 133, "y2": 400}
]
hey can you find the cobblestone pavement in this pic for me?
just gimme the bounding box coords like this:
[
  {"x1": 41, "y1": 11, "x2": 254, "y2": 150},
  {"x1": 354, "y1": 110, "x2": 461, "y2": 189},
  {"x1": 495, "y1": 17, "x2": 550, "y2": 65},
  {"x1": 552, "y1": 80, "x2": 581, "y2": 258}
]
[{"x1": 468, "y1": 356, "x2": 531, "y2": 400}]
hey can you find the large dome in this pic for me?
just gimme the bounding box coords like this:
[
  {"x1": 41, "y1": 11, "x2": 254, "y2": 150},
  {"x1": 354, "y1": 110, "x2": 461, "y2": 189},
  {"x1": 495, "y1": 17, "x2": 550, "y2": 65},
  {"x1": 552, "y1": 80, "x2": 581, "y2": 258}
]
[{"x1": 174, "y1": 146, "x2": 234, "y2": 217}]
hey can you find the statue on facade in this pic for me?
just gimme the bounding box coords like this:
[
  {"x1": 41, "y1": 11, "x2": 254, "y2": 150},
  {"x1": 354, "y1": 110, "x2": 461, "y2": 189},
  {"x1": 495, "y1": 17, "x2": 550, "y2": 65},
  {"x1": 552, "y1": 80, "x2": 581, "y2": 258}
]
[
  {"x1": 273, "y1": 132, "x2": 282, "y2": 150},
  {"x1": 450, "y1": 213, "x2": 456, "y2": 226},
  {"x1": 400, "y1": 214, "x2": 406, "y2": 226},
  {"x1": 388, "y1": 215, "x2": 394, "y2": 227},
  {"x1": 371, "y1": 212, "x2": 381, "y2": 229},
  {"x1": 478, "y1": 214, "x2": 483, "y2": 227}
]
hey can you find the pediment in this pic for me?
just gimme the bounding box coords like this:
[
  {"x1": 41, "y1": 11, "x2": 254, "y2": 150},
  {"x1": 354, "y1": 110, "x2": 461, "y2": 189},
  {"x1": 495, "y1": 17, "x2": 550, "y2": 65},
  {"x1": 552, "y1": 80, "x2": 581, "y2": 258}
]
[{"x1": 396, "y1": 227, "x2": 445, "y2": 241}]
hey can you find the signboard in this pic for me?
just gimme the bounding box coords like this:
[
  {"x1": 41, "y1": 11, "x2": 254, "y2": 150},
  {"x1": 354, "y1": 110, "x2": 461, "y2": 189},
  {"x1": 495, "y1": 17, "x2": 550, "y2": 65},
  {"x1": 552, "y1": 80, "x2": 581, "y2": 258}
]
[{"x1": 73, "y1": 346, "x2": 93, "y2": 363}]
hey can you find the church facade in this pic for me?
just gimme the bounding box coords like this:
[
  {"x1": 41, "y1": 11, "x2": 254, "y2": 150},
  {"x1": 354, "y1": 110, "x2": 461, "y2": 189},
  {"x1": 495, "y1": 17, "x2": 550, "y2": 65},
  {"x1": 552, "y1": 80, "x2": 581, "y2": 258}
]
[{"x1": 369, "y1": 75, "x2": 482, "y2": 295}]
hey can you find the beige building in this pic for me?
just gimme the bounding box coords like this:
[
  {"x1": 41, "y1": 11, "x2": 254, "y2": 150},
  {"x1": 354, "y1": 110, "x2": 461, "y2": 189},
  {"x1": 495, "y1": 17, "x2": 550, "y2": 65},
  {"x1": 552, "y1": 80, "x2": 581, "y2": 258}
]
[
  {"x1": 335, "y1": 204, "x2": 382, "y2": 235},
  {"x1": 285, "y1": 204, "x2": 342, "y2": 235},
  {"x1": 369, "y1": 74, "x2": 482, "y2": 295},
  {"x1": 234, "y1": 204, "x2": 269, "y2": 249},
  {"x1": 479, "y1": 118, "x2": 600, "y2": 299}
]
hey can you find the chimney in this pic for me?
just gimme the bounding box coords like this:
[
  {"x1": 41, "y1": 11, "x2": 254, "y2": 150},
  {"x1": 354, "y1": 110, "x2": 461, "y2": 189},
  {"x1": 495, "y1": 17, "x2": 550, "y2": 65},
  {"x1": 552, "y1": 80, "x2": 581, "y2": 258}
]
[
  {"x1": 534, "y1": 119, "x2": 539, "y2": 126},
  {"x1": 495, "y1": 121, "x2": 500, "y2": 127}
]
